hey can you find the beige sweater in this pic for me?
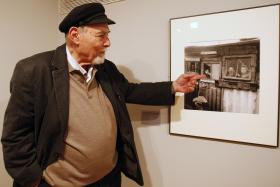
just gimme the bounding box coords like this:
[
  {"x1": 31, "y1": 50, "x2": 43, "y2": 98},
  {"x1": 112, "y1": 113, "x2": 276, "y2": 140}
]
[{"x1": 43, "y1": 68, "x2": 118, "y2": 187}]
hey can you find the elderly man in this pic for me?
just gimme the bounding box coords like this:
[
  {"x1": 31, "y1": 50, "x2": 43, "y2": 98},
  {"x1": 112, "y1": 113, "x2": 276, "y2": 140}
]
[{"x1": 1, "y1": 3, "x2": 204, "y2": 187}]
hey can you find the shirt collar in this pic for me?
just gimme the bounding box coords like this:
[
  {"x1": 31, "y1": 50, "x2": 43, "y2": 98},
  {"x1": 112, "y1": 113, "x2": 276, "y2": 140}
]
[
  {"x1": 66, "y1": 46, "x2": 96, "y2": 83},
  {"x1": 66, "y1": 46, "x2": 87, "y2": 75}
]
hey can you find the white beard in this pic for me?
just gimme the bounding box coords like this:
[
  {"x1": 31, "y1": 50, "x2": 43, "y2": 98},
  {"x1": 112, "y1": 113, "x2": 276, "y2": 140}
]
[{"x1": 92, "y1": 55, "x2": 105, "y2": 65}]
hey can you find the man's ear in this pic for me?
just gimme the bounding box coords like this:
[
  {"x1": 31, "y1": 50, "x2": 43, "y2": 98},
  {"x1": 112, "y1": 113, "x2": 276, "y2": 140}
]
[{"x1": 68, "y1": 26, "x2": 80, "y2": 45}]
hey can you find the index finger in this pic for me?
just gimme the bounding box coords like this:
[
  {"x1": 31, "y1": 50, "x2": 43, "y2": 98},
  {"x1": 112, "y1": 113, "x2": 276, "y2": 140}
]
[
  {"x1": 182, "y1": 73, "x2": 199, "y2": 79},
  {"x1": 188, "y1": 74, "x2": 207, "y2": 81}
]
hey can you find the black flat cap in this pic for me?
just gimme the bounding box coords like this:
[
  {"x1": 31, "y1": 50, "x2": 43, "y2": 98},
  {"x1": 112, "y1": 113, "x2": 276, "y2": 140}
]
[{"x1": 59, "y1": 3, "x2": 115, "y2": 33}]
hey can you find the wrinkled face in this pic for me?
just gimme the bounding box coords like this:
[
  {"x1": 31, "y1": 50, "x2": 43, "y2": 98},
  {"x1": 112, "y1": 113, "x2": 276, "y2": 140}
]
[{"x1": 77, "y1": 23, "x2": 111, "y2": 63}]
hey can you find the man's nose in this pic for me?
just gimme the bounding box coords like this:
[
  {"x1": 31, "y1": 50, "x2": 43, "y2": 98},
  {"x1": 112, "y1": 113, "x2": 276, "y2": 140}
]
[{"x1": 104, "y1": 37, "x2": 110, "y2": 47}]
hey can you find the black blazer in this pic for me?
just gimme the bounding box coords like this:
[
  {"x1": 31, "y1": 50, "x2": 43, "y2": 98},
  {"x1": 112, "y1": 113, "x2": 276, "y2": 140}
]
[{"x1": 1, "y1": 44, "x2": 175, "y2": 187}]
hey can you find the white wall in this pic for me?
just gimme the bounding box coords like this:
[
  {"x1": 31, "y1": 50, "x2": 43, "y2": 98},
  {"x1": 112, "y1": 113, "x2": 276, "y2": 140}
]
[
  {"x1": 1, "y1": 1, "x2": 280, "y2": 187},
  {"x1": 105, "y1": 0, "x2": 280, "y2": 187},
  {"x1": 0, "y1": 0, "x2": 60, "y2": 186}
]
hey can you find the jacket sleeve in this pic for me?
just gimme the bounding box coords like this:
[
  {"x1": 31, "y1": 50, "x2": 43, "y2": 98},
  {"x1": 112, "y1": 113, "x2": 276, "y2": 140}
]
[
  {"x1": 123, "y1": 81, "x2": 175, "y2": 105},
  {"x1": 106, "y1": 62, "x2": 175, "y2": 105},
  {"x1": 1, "y1": 61, "x2": 42, "y2": 187}
]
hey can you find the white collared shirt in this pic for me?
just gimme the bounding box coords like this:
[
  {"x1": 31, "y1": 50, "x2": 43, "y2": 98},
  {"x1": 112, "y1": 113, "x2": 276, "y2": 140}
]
[{"x1": 66, "y1": 46, "x2": 94, "y2": 83}]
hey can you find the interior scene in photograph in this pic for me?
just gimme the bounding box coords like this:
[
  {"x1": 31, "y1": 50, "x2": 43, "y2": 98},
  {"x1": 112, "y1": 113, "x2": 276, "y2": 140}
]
[{"x1": 184, "y1": 38, "x2": 260, "y2": 114}]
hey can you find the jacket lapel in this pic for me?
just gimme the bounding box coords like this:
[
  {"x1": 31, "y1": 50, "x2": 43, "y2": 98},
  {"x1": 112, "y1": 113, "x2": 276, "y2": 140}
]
[
  {"x1": 95, "y1": 68, "x2": 120, "y2": 118},
  {"x1": 96, "y1": 69, "x2": 116, "y2": 100},
  {"x1": 51, "y1": 44, "x2": 69, "y2": 129}
]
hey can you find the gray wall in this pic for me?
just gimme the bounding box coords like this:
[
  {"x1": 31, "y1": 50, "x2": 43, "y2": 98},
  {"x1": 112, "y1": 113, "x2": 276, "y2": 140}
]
[
  {"x1": 1, "y1": 0, "x2": 280, "y2": 187},
  {"x1": 105, "y1": 0, "x2": 280, "y2": 187},
  {"x1": 0, "y1": 0, "x2": 60, "y2": 186}
]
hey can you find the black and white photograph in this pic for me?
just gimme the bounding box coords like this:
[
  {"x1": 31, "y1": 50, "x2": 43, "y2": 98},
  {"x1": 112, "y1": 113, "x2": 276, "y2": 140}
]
[{"x1": 184, "y1": 38, "x2": 260, "y2": 114}]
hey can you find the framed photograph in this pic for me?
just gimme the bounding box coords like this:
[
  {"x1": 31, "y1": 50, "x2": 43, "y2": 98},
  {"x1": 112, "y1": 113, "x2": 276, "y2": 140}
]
[{"x1": 170, "y1": 4, "x2": 279, "y2": 146}]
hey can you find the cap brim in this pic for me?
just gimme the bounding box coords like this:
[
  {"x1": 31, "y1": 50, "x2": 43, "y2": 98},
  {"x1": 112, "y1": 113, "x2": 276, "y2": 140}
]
[{"x1": 84, "y1": 17, "x2": 116, "y2": 25}]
